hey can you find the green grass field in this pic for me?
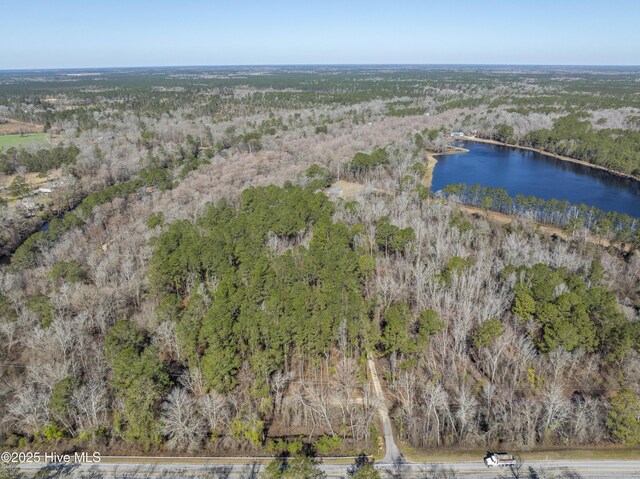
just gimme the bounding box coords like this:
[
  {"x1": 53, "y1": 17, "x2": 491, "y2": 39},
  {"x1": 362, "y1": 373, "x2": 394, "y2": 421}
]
[{"x1": 0, "y1": 133, "x2": 48, "y2": 149}]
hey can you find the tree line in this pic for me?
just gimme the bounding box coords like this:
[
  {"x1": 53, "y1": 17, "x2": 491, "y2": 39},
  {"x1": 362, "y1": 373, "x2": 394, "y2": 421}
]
[
  {"x1": 0, "y1": 144, "x2": 80, "y2": 175},
  {"x1": 441, "y1": 183, "x2": 640, "y2": 244},
  {"x1": 489, "y1": 114, "x2": 640, "y2": 178}
]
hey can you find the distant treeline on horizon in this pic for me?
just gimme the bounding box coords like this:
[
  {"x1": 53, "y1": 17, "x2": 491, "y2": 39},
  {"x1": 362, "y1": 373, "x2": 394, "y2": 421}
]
[{"x1": 3, "y1": 64, "x2": 640, "y2": 74}]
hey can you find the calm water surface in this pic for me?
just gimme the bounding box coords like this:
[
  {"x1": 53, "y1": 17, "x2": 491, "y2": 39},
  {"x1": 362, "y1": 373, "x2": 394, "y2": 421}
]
[{"x1": 432, "y1": 141, "x2": 640, "y2": 218}]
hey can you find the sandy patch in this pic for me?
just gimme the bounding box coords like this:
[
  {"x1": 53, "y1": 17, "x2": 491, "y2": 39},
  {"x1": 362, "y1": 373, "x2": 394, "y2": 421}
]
[{"x1": 327, "y1": 180, "x2": 385, "y2": 200}]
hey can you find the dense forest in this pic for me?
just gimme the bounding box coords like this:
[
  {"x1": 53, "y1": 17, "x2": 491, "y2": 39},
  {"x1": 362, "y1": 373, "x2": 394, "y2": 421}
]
[
  {"x1": 490, "y1": 114, "x2": 640, "y2": 177},
  {"x1": 1, "y1": 67, "x2": 640, "y2": 464}
]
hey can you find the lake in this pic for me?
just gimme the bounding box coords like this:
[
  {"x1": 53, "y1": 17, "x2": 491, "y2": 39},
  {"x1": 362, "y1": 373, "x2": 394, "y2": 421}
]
[{"x1": 432, "y1": 141, "x2": 640, "y2": 218}]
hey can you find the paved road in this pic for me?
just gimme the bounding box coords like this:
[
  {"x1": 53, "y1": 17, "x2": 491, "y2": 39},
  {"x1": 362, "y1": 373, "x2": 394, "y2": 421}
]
[
  {"x1": 13, "y1": 458, "x2": 640, "y2": 478},
  {"x1": 399, "y1": 460, "x2": 640, "y2": 478}
]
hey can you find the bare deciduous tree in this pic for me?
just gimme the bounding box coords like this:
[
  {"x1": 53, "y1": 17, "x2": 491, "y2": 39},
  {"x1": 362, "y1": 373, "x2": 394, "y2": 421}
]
[{"x1": 161, "y1": 387, "x2": 206, "y2": 451}]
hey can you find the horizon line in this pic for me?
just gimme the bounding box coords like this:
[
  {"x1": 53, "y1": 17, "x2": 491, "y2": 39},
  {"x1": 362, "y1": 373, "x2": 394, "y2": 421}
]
[{"x1": 2, "y1": 62, "x2": 640, "y2": 73}]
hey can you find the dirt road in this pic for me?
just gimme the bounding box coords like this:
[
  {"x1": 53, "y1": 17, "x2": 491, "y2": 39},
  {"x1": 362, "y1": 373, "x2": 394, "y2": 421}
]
[{"x1": 367, "y1": 354, "x2": 402, "y2": 465}]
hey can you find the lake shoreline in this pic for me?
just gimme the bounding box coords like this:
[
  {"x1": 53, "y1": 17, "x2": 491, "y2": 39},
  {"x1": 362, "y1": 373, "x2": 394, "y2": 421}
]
[
  {"x1": 423, "y1": 153, "x2": 438, "y2": 189},
  {"x1": 423, "y1": 146, "x2": 468, "y2": 188},
  {"x1": 458, "y1": 136, "x2": 640, "y2": 185},
  {"x1": 456, "y1": 202, "x2": 634, "y2": 252}
]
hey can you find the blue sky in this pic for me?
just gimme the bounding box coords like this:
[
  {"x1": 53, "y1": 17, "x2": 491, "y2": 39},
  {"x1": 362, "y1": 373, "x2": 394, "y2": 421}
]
[{"x1": 2, "y1": 0, "x2": 639, "y2": 69}]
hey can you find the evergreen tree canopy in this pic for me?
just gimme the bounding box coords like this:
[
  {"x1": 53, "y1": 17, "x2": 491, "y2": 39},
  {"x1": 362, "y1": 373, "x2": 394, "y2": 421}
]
[
  {"x1": 607, "y1": 388, "x2": 640, "y2": 445},
  {"x1": 148, "y1": 185, "x2": 370, "y2": 393},
  {"x1": 507, "y1": 263, "x2": 636, "y2": 359}
]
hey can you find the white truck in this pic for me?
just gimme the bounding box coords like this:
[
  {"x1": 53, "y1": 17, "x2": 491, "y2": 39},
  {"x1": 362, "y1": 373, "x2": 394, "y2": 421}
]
[{"x1": 484, "y1": 452, "x2": 516, "y2": 468}]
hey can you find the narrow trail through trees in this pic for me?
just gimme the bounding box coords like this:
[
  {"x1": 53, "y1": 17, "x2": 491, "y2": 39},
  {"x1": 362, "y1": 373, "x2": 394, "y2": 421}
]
[{"x1": 367, "y1": 354, "x2": 403, "y2": 465}]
